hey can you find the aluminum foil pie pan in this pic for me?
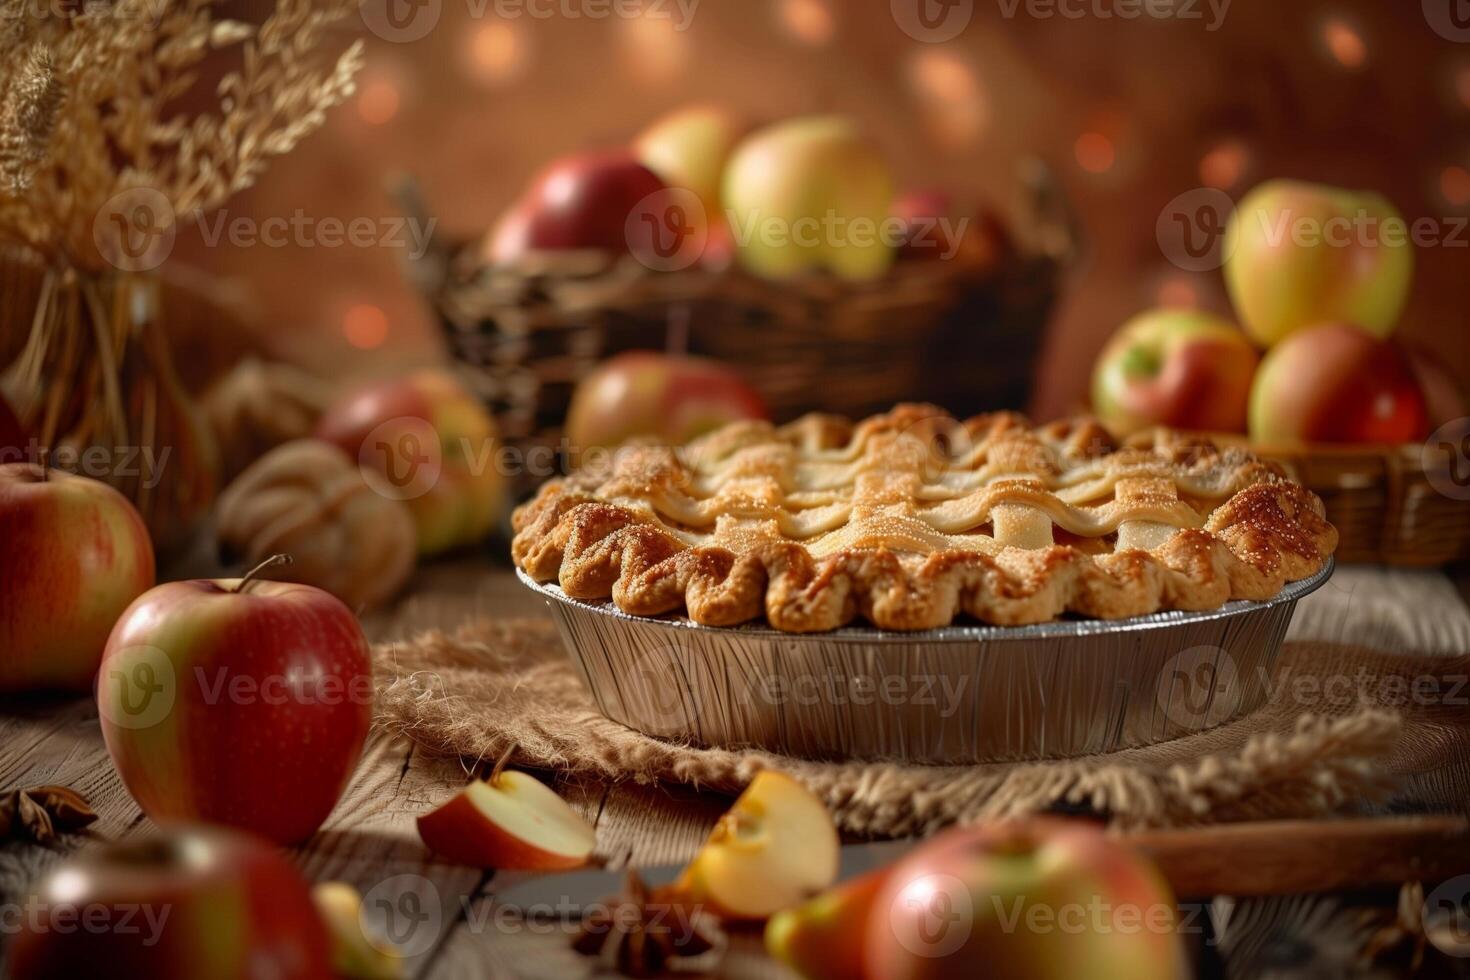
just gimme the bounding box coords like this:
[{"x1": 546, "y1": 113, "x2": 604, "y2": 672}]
[{"x1": 518, "y1": 561, "x2": 1334, "y2": 765}]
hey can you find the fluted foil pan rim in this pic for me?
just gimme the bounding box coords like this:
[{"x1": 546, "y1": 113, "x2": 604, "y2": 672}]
[{"x1": 515, "y1": 559, "x2": 1334, "y2": 643}]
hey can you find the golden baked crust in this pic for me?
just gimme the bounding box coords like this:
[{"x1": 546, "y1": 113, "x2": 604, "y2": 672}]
[{"x1": 513, "y1": 405, "x2": 1338, "y2": 632}]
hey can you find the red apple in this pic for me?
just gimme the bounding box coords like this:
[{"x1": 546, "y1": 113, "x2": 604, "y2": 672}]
[
  {"x1": 316, "y1": 369, "x2": 505, "y2": 556},
  {"x1": 485, "y1": 149, "x2": 670, "y2": 263},
  {"x1": 565, "y1": 351, "x2": 768, "y2": 454},
  {"x1": 8, "y1": 825, "x2": 334, "y2": 980},
  {"x1": 1, "y1": 464, "x2": 155, "y2": 693},
  {"x1": 97, "y1": 557, "x2": 372, "y2": 845},
  {"x1": 1091, "y1": 308, "x2": 1260, "y2": 435},
  {"x1": 416, "y1": 769, "x2": 596, "y2": 870},
  {"x1": 765, "y1": 868, "x2": 889, "y2": 980},
  {"x1": 869, "y1": 818, "x2": 1186, "y2": 980},
  {"x1": 1249, "y1": 323, "x2": 1429, "y2": 444}
]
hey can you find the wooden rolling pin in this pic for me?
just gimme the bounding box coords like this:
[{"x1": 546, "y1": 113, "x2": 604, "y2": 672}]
[{"x1": 1128, "y1": 815, "x2": 1470, "y2": 897}]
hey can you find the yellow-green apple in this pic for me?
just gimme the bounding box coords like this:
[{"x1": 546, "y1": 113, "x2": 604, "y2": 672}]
[
  {"x1": 565, "y1": 351, "x2": 768, "y2": 454},
  {"x1": 1091, "y1": 308, "x2": 1260, "y2": 435},
  {"x1": 312, "y1": 882, "x2": 404, "y2": 980},
  {"x1": 7, "y1": 825, "x2": 334, "y2": 980},
  {"x1": 765, "y1": 868, "x2": 889, "y2": 980},
  {"x1": 674, "y1": 771, "x2": 839, "y2": 920},
  {"x1": 316, "y1": 369, "x2": 504, "y2": 556},
  {"x1": 723, "y1": 116, "x2": 896, "y2": 282},
  {"x1": 1249, "y1": 322, "x2": 1429, "y2": 444},
  {"x1": 97, "y1": 557, "x2": 372, "y2": 845},
  {"x1": 485, "y1": 149, "x2": 671, "y2": 264},
  {"x1": 868, "y1": 818, "x2": 1185, "y2": 980},
  {"x1": 1, "y1": 464, "x2": 155, "y2": 693},
  {"x1": 1225, "y1": 180, "x2": 1413, "y2": 346},
  {"x1": 416, "y1": 769, "x2": 596, "y2": 869},
  {"x1": 634, "y1": 104, "x2": 749, "y2": 224}
]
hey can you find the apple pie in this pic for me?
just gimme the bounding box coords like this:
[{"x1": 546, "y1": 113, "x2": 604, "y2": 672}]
[{"x1": 512, "y1": 405, "x2": 1337, "y2": 632}]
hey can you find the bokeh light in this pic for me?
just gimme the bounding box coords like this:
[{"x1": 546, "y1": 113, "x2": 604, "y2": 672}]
[
  {"x1": 1199, "y1": 140, "x2": 1249, "y2": 190},
  {"x1": 1321, "y1": 17, "x2": 1367, "y2": 70},
  {"x1": 357, "y1": 80, "x2": 400, "y2": 126},
  {"x1": 909, "y1": 49, "x2": 989, "y2": 146},
  {"x1": 622, "y1": 11, "x2": 692, "y2": 85},
  {"x1": 1074, "y1": 132, "x2": 1116, "y2": 174},
  {"x1": 777, "y1": 0, "x2": 834, "y2": 47},
  {"x1": 1440, "y1": 165, "x2": 1470, "y2": 207},
  {"x1": 342, "y1": 304, "x2": 389, "y2": 350},
  {"x1": 465, "y1": 21, "x2": 529, "y2": 86}
]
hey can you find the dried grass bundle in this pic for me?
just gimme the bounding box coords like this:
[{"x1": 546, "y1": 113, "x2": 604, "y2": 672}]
[{"x1": 0, "y1": 0, "x2": 364, "y2": 271}]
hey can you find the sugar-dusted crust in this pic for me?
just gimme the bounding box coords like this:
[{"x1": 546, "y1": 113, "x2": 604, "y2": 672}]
[{"x1": 513, "y1": 405, "x2": 1338, "y2": 632}]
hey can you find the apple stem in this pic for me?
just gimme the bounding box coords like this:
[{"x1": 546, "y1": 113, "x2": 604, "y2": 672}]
[
  {"x1": 233, "y1": 554, "x2": 292, "y2": 594},
  {"x1": 488, "y1": 746, "x2": 515, "y2": 786}
]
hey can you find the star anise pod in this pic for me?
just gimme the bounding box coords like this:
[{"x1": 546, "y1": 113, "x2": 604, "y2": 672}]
[
  {"x1": 571, "y1": 871, "x2": 723, "y2": 978},
  {"x1": 0, "y1": 785, "x2": 98, "y2": 846}
]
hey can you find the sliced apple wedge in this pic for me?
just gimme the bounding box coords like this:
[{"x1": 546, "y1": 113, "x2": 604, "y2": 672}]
[
  {"x1": 313, "y1": 881, "x2": 405, "y2": 980},
  {"x1": 416, "y1": 770, "x2": 596, "y2": 870},
  {"x1": 677, "y1": 771, "x2": 839, "y2": 920}
]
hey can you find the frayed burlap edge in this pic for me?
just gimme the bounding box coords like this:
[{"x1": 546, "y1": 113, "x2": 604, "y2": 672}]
[{"x1": 373, "y1": 619, "x2": 1469, "y2": 836}]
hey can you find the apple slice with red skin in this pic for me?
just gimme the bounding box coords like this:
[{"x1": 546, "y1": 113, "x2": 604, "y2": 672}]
[{"x1": 417, "y1": 770, "x2": 596, "y2": 870}]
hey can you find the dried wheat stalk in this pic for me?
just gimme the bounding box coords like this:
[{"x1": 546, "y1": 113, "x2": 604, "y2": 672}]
[{"x1": 0, "y1": 0, "x2": 364, "y2": 272}]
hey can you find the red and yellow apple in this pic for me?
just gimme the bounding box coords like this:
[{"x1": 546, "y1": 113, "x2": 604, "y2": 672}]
[
  {"x1": 1249, "y1": 322, "x2": 1429, "y2": 444},
  {"x1": 485, "y1": 149, "x2": 671, "y2": 264},
  {"x1": 416, "y1": 769, "x2": 596, "y2": 870},
  {"x1": 868, "y1": 818, "x2": 1185, "y2": 980},
  {"x1": 765, "y1": 868, "x2": 889, "y2": 980},
  {"x1": 98, "y1": 560, "x2": 372, "y2": 845},
  {"x1": 634, "y1": 104, "x2": 749, "y2": 225},
  {"x1": 1091, "y1": 308, "x2": 1260, "y2": 434},
  {"x1": 316, "y1": 369, "x2": 504, "y2": 556},
  {"x1": 723, "y1": 116, "x2": 896, "y2": 282},
  {"x1": 674, "y1": 771, "x2": 839, "y2": 921},
  {"x1": 565, "y1": 351, "x2": 768, "y2": 454},
  {"x1": 1225, "y1": 180, "x2": 1414, "y2": 347},
  {"x1": 1, "y1": 464, "x2": 155, "y2": 693},
  {"x1": 313, "y1": 882, "x2": 404, "y2": 980},
  {"x1": 8, "y1": 826, "x2": 334, "y2": 980}
]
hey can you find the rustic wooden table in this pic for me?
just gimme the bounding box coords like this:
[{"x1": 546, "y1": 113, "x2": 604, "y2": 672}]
[{"x1": 3, "y1": 560, "x2": 1469, "y2": 978}]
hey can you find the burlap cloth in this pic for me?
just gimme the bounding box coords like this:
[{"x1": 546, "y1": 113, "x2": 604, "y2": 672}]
[{"x1": 372, "y1": 570, "x2": 1470, "y2": 836}]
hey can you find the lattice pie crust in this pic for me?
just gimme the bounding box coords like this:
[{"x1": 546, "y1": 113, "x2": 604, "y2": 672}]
[{"x1": 513, "y1": 405, "x2": 1338, "y2": 632}]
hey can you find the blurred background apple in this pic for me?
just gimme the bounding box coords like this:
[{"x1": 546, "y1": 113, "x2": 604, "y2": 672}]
[
  {"x1": 723, "y1": 116, "x2": 896, "y2": 282},
  {"x1": 1225, "y1": 180, "x2": 1413, "y2": 347},
  {"x1": 565, "y1": 351, "x2": 768, "y2": 454},
  {"x1": 1091, "y1": 308, "x2": 1259, "y2": 435},
  {"x1": 634, "y1": 104, "x2": 749, "y2": 226},
  {"x1": 1249, "y1": 322, "x2": 1428, "y2": 444},
  {"x1": 1, "y1": 465, "x2": 155, "y2": 693}
]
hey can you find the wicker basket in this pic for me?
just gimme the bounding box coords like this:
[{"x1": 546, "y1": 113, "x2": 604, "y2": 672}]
[
  {"x1": 1253, "y1": 441, "x2": 1470, "y2": 566},
  {"x1": 403, "y1": 166, "x2": 1078, "y2": 493}
]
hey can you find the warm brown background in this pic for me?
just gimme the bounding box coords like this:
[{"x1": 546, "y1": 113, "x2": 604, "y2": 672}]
[{"x1": 177, "y1": 0, "x2": 1470, "y2": 419}]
